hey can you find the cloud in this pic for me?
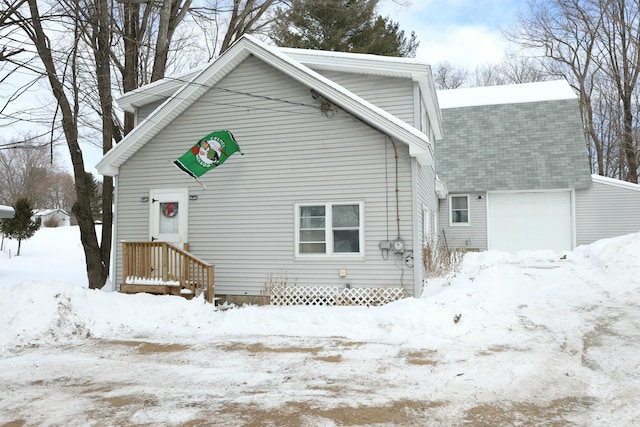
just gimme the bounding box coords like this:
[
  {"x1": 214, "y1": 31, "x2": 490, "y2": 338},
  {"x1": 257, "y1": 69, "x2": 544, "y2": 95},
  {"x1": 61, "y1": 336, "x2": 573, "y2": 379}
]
[
  {"x1": 415, "y1": 25, "x2": 510, "y2": 68},
  {"x1": 380, "y1": 0, "x2": 524, "y2": 69}
]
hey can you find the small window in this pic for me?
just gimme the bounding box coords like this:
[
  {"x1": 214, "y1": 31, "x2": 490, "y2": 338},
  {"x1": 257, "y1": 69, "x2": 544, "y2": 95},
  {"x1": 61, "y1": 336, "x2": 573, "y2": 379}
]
[
  {"x1": 450, "y1": 195, "x2": 469, "y2": 225},
  {"x1": 297, "y1": 202, "x2": 363, "y2": 256}
]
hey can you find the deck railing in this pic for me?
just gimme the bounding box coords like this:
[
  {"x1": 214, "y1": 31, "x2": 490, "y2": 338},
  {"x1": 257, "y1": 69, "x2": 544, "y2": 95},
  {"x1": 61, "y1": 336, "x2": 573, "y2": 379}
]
[{"x1": 121, "y1": 241, "x2": 214, "y2": 303}]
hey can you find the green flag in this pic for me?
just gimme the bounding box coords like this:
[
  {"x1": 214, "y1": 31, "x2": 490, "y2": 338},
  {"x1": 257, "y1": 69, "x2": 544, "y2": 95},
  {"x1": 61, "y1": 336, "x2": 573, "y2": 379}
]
[{"x1": 174, "y1": 130, "x2": 242, "y2": 179}]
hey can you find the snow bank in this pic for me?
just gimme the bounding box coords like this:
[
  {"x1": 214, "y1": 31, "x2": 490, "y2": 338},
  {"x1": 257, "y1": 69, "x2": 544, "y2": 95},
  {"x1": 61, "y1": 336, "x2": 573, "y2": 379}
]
[{"x1": 1, "y1": 227, "x2": 639, "y2": 356}]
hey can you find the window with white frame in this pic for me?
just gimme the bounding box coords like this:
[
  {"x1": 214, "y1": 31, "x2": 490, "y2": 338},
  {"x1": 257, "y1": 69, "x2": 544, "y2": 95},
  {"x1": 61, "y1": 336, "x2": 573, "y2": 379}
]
[
  {"x1": 297, "y1": 202, "x2": 363, "y2": 256},
  {"x1": 450, "y1": 195, "x2": 469, "y2": 225}
]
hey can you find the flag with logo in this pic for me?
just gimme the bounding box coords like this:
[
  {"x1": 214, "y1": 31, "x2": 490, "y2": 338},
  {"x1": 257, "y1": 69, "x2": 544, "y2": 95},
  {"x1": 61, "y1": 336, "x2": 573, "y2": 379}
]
[{"x1": 173, "y1": 130, "x2": 242, "y2": 180}]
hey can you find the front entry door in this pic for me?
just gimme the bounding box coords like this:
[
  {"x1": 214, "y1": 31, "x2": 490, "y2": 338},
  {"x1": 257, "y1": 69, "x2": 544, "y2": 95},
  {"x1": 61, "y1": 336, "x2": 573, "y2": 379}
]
[{"x1": 149, "y1": 188, "x2": 189, "y2": 247}]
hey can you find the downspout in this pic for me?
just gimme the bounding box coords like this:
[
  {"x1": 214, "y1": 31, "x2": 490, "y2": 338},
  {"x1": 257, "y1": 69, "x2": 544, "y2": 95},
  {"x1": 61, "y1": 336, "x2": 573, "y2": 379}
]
[
  {"x1": 107, "y1": 174, "x2": 118, "y2": 292},
  {"x1": 389, "y1": 137, "x2": 401, "y2": 240}
]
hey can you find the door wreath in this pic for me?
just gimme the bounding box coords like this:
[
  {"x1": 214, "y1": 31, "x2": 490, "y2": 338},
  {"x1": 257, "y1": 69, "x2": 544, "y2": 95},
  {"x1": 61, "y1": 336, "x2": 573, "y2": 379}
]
[{"x1": 162, "y1": 202, "x2": 178, "y2": 218}]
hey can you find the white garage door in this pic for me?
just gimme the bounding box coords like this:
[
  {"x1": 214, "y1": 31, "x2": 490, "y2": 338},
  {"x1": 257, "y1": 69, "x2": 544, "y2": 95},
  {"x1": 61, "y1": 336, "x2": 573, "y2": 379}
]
[{"x1": 488, "y1": 191, "x2": 573, "y2": 252}]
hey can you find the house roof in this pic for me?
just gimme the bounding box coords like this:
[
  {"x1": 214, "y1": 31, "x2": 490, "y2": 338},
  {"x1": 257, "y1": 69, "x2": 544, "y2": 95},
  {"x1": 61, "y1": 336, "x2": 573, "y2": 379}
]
[
  {"x1": 435, "y1": 81, "x2": 593, "y2": 193},
  {"x1": 0, "y1": 205, "x2": 15, "y2": 219},
  {"x1": 33, "y1": 209, "x2": 70, "y2": 217},
  {"x1": 592, "y1": 174, "x2": 640, "y2": 191},
  {"x1": 99, "y1": 36, "x2": 437, "y2": 176},
  {"x1": 437, "y1": 80, "x2": 578, "y2": 109},
  {"x1": 117, "y1": 45, "x2": 443, "y2": 139},
  {"x1": 116, "y1": 68, "x2": 203, "y2": 112}
]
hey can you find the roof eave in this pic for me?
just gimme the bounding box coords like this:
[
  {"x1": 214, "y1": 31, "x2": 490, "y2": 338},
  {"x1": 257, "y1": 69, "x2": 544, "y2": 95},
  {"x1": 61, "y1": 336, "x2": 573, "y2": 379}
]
[
  {"x1": 280, "y1": 48, "x2": 432, "y2": 77},
  {"x1": 414, "y1": 73, "x2": 444, "y2": 140},
  {"x1": 97, "y1": 45, "x2": 253, "y2": 176},
  {"x1": 117, "y1": 70, "x2": 203, "y2": 112}
]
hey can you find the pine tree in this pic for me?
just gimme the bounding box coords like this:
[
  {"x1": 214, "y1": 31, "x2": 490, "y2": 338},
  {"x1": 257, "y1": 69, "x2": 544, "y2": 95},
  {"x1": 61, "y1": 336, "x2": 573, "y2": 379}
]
[
  {"x1": 84, "y1": 172, "x2": 103, "y2": 220},
  {"x1": 269, "y1": 0, "x2": 418, "y2": 57},
  {"x1": 0, "y1": 198, "x2": 41, "y2": 256}
]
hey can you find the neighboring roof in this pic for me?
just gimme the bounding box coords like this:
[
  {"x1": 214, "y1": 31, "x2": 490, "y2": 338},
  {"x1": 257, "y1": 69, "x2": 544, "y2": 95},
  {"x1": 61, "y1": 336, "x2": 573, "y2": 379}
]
[
  {"x1": 592, "y1": 174, "x2": 640, "y2": 191},
  {"x1": 33, "y1": 209, "x2": 70, "y2": 217},
  {"x1": 437, "y1": 80, "x2": 577, "y2": 109},
  {"x1": 0, "y1": 205, "x2": 15, "y2": 219},
  {"x1": 98, "y1": 35, "x2": 435, "y2": 176},
  {"x1": 435, "y1": 84, "x2": 593, "y2": 193}
]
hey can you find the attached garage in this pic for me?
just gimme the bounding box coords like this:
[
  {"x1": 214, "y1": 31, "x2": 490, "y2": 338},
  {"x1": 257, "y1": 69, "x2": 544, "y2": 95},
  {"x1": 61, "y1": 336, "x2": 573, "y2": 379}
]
[{"x1": 487, "y1": 191, "x2": 573, "y2": 252}]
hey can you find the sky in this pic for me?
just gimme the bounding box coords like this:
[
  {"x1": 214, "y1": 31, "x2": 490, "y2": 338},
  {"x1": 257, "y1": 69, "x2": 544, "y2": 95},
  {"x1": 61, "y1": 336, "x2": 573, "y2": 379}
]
[
  {"x1": 381, "y1": 0, "x2": 530, "y2": 68},
  {"x1": 1, "y1": 226, "x2": 639, "y2": 424}
]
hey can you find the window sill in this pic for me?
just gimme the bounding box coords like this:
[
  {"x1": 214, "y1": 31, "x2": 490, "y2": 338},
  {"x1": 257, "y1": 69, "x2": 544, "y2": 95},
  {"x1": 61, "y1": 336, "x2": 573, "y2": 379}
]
[{"x1": 295, "y1": 253, "x2": 365, "y2": 260}]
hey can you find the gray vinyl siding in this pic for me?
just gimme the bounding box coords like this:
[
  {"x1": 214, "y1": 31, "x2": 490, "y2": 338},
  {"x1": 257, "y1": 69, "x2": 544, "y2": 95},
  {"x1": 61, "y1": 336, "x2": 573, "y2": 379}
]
[
  {"x1": 114, "y1": 56, "x2": 419, "y2": 296},
  {"x1": 414, "y1": 162, "x2": 438, "y2": 292},
  {"x1": 438, "y1": 193, "x2": 488, "y2": 251},
  {"x1": 316, "y1": 70, "x2": 415, "y2": 125},
  {"x1": 575, "y1": 179, "x2": 640, "y2": 245},
  {"x1": 136, "y1": 99, "x2": 166, "y2": 123}
]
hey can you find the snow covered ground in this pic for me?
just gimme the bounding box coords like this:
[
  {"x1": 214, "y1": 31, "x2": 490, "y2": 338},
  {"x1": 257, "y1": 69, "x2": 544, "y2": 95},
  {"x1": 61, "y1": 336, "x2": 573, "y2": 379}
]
[{"x1": 0, "y1": 226, "x2": 639, "y2": 426}]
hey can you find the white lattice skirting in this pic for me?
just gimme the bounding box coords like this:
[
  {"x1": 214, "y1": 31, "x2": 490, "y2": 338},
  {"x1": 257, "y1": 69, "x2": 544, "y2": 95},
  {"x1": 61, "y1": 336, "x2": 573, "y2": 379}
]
[{"x1": 268, "y1": 286, "x2": 405, "y2": 306}]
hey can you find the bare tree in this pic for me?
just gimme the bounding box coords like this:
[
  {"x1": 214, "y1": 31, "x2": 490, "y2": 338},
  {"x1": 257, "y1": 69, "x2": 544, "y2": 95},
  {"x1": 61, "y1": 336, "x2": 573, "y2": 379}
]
[
  {"x1": 499, "y1": 53, "x2": 549, "y2": 83},
  {"x1": 432, "y1": 61, "x2": 467, "y2": 90},
  {"x1": 600, "y1": 0, "x2": 640, "y2": 182},
  {"x1": 472, "y1": 63, "x2": 507, "y2": 87},
  {"x1": 13, "y1": 0, "x2": 106, "y2": 287},
  {"x1": 42, "y1": 172, "x2": 76, "y2": 212},
  {"x1": 509, "y1": 0, "x2": 640, "y2": 183},
  {"x1": 0, "y1": 139, "x2": 68, "y2": 208},
  {"x1": 1, "y1": 0, "x2": 285, "y2": 289},
  {"x1": 470, "y1": 54, "x2": 549, "y2": 87}
]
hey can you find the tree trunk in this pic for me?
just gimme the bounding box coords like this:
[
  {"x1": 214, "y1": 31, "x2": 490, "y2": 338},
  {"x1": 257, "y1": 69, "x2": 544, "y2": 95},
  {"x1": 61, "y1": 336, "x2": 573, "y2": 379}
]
[
  {"x1": 122, "y1": 0, "x2": 139, "y2": 134},
  {"x1": 95, "y1": 0, "x2": 114, "y2": 277},
  {"x1": 150, "y1": 0, "x2": 173, "y2": 82},
  {"x1": 622, "y1": 95, "x2": 638, "y2": 182},
  {"x1": 151, "y1": 0, "x2": 193, "y2": 82},
  {"x1": 26, "y1": 0, "x2": 107, "y2": 289}
]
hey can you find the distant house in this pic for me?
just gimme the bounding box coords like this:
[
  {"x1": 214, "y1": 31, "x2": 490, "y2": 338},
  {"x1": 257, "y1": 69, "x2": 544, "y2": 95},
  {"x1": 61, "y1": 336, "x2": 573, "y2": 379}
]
[
  {"x1": 96, "y1": 35, "x2": 640, "y2": 304},
  {"x1": 32, "y1": 209, "x2": 71, "y2": 227}
]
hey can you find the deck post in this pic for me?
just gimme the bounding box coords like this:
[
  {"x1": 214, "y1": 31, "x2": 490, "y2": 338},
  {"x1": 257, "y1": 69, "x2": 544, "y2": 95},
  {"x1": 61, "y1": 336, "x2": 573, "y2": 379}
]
[
  {"x1": 122, "y1": 243, "x2": 129, "y2": 286},
  {"x1": 207, "y1": 265, "x2": 214, "y2": 304},
  {"x1": 162, "y1": 243, "x2": 168, "y2": 282}
]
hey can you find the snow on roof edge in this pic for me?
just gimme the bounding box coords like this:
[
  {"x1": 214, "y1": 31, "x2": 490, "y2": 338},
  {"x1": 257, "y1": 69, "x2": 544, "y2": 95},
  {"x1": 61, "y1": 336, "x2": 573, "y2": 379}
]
[
  {"x1": 279, "y1": 46, "x2": 431, "y2": 66},
  {"x1": 591, "y1": 174, "x2": 640, "y2": 191},
  {"x1": 436, "y1": 80, "x2": 577, "y2": 109}
]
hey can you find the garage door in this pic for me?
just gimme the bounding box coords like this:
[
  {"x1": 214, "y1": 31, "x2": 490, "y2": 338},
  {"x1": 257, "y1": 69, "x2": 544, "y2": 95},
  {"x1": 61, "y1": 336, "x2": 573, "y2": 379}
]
[{"x1": 488, "y1": 191, "x2": 573, "y2": 252}]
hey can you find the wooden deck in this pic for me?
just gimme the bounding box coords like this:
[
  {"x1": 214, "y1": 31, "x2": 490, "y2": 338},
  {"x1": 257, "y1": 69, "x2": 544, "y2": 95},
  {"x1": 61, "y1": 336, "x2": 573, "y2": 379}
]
[
  {"x1": 120, "y1": 241, "x2": 214, "y2": 303},
  {"x1": 120, "y1": 283, "x2": 191, "y2": 298}
]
